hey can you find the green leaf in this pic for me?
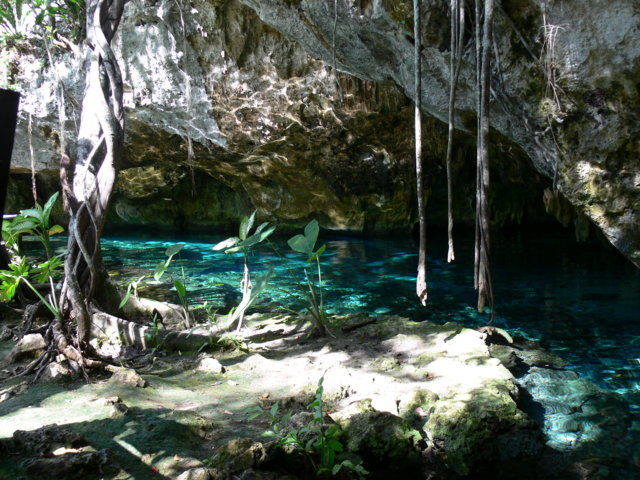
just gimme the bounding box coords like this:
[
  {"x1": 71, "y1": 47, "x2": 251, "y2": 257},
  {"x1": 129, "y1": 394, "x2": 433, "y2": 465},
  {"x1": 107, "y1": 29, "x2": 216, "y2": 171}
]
[
  {"x1": 48, "y1": 224, "x2": 64, "y2": 236},
  {"x1": 165, "y1": 243, "x2": 185, "y2": 257},
  {"x1": 247, "y1": 411, "x2": 262, "y2": 421},
  {"x1": 309, "y1": 243, "x2": 326, "y2": 262},
  {"x1": 239, "y1": 211, "x2": 256, "y2": 241},
  {"x1": 270, "y1": 402, "x2": 279, "y2": 418},
  {"x1": 42, "y1": 191, "x2": 59, "y2": 226},
  {"x1": 7, "y1": 219, "x2": 37, "y2": 234},
  {"x1": 328, "y1": 438, "x2": 343, "y2": 452},
  {"x1": 19, "y1": 208, "x2": 43, "y2": 222},
  {"x1": 213, "y1": 237, "x2": 239, "y2": 251},
  {"x1": 154, "y1": 261, "x2": 168, "y2": 281},
  {"x1": 253, "y1": 221, "x2": 269, "y2": 235},
  {"x1": 32, "y1": 255, "x2": 63, "y2": 283},
  {"x1": 118, "y1": 284, "x2": 133, "y2": 309},
  {"x1": 288, "y1": 219, "x2": 319, "y2": 255},
  {"x1": 237, "y1": 225, "x2": 276, "y2": 249},
  {"x1": 174, "y1": 280, "x2": 187, "y2": 303}
]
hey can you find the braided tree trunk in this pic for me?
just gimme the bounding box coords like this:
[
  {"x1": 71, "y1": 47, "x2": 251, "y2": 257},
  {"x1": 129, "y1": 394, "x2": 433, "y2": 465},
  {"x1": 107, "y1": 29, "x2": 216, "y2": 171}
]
[{"x1": 60, "y1": 0, "x2": 125, "y2": 351}]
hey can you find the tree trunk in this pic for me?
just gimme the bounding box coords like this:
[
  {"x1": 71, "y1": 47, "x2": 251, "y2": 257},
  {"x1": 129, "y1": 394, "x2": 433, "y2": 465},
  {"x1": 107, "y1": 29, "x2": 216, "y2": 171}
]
[
  {"x1": 414, "y1": 0, "x2": 428, "y2": 306},
  {"x1": 60, "y1": 0, "x2": 125, "y2": 349}
]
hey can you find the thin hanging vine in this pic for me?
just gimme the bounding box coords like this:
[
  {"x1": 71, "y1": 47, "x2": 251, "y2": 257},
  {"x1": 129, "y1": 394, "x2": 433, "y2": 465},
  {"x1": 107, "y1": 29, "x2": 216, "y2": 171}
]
[
  {"x1": 445, "y1": 0, "x2": 465, "y2": 263},
  {"x1": 474, "y1": 0, "x2": 494, "y2": 317},
  {"x1": 414, "y1": 0, "x2": 427, "y2": 306}
]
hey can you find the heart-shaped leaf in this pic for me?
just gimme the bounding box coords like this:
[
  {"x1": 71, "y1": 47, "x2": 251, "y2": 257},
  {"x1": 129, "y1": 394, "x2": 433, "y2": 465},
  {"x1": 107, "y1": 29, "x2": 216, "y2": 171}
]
[{"x1": 288, "y1": 219, "x2": 319, "y2": 255}]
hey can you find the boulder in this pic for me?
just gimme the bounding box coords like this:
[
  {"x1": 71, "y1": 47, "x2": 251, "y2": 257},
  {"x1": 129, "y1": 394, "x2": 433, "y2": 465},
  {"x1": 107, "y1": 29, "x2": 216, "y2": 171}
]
[
  {"x1": 342, "y1": 410, "x2": 423, "y2": 476},
  {"x1": 9, "y1": 424, "x2": 85, "y2": 456},
  {"x1": 208, "y1": 438, "x2": 268, "y2": 474},
  {"x1": 109, "y1": 368, "x2": 148, "y2": 388},
  {"x1": 8, "y1": 334, "x2": 46, "y2": 363},
  {"x1": 23, "y1": 449, "x2": 110, "y2": 478},
  {"x1": 37, "y1": 361, "x2": 72, "y2": 383},
  {"x1": 197, "y1": 357, "x2": 226, "y2": 374}
]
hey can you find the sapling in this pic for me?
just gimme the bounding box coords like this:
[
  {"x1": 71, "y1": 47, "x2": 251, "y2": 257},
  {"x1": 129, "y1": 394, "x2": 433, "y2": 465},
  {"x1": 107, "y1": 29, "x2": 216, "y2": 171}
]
[
  {"x1": 213, "y1": 210, "x2": 275, "y2": 330},
  {"x1": 287, "y1": 219, "x2": 329, "y2": 336},
  {"x1": 2, "y1": 192, "x2": 64, "y2": 259},
  {"x1": 119, "y1": 243, "x2": 193, "y2": 327},
  {"x1": 246, "y1": 374, "x2": 368, "y2": 479}
]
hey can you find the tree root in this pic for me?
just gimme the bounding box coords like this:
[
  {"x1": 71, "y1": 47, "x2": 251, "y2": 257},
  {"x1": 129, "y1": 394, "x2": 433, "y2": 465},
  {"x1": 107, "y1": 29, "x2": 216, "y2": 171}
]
[{"x1": 90, "y1": 311, "x2": 218, "y2": 352}]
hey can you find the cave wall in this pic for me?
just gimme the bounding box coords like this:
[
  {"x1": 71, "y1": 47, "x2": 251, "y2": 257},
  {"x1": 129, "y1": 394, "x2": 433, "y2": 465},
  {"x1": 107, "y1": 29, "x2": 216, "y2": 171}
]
[
  {"x1": 235, "y1": 0, "x2": 640, "y2": 265},
  {"x1": 1, "y1": 0, "x2": 638, "y2": 265}
]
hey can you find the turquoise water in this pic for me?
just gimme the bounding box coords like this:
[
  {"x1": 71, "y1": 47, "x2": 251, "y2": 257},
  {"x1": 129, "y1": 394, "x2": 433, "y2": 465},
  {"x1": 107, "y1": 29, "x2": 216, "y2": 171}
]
[{"x1": 100, "y1": 228, "x2": 640, "y2": 413}]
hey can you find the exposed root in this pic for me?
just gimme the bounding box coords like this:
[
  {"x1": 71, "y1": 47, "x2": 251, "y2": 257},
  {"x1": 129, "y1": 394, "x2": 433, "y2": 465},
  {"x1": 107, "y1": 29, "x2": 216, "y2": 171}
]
[{"x1": 90, "y1": 311, "x2": 217, "y2": 352}]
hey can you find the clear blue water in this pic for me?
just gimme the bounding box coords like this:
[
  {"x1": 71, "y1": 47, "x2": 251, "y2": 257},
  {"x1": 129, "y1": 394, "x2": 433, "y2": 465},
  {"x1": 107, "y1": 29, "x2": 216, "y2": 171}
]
[{"x1": 100, "y1": 228, "x2": 640, "y2": 413}]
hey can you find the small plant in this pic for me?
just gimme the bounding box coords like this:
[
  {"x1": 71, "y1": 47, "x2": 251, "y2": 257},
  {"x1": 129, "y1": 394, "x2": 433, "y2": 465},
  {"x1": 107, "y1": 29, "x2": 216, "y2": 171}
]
[
  {"x1": 118, "y1": 243, "x2": 193, "y2": 327},
  {"x1": 117, "y1": 274, "x2": 146, "y2": 309},
  {"x1": 287, "y1": 220, "x2": 329, "y2": 336},
  {"x1": 0, "y1": 0, "x2": 86, "y2": 43},
  {"x1": 0, "y1": 0, "x2": 31, "y2": 38},
  {"x1": 2, "y1": 192, "x2": 64, "y2": 259},
  {"x1": 247, "y1": 375, "x2": 367, "y2": 479},
  {"x1": 0, "y1": 255, "x2": 63, "y2": 319},
  {"x1": 214, "y1": 211, "x2": 275, "y2": 330},
  {"x1": 157, "y1": 244, "x2": 191, "y2": 326},
  {"x1": 143, "y1": 312, "x2": 163, "y2": 348},
  {"x1": 216, "y1": 332, "x2": 249, "y2": 353},
  {"x1": 0, "y1": 193, "x2": 64, "y2": 320}
]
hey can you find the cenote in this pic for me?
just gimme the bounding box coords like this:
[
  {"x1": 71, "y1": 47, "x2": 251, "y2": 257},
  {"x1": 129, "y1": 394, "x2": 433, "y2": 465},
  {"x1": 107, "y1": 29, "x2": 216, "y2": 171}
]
[
  {"x1": 4, "y1": 0, "x2": 640, "y2": 477},
  {"x1": 101, "y1": 226, "x2": 640, "y2": 410}
]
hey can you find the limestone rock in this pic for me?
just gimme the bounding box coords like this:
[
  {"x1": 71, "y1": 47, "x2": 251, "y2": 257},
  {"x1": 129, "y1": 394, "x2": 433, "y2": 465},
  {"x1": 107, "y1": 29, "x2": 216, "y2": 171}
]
[
  {"x1": 423, "y1": 379, "x2": 543, "y2": 475},
  {"x1": 208, "y1": 438, "x2": 268, "y2": 473},
  {"x1": 197, "y1": 357, "x2": 226, "y2": 374},
  {"x1": 177, "y1": 467, "x2": 211, "y2": 480},
  {"x1": 109, "y1": 368, "x2": 148, "y2": 388},
  {"x1": 23, "y1": 448, "x2": 110, "y2": 478},
  {"x1": 38, "y1": 361, "x2": 72, "y2": 383},
  {"x1": 343, "y1": 410, "x2": 422, "y2": 476},
  {"x1": 8, "y1": 333, "x2": 46, "y2": 363},
  {"x1": 10, "y1": 424, "x2": 85, "y2": 456},
  {"x1": 238, "y1": 0, "x2": 640, "y2": 267}
]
